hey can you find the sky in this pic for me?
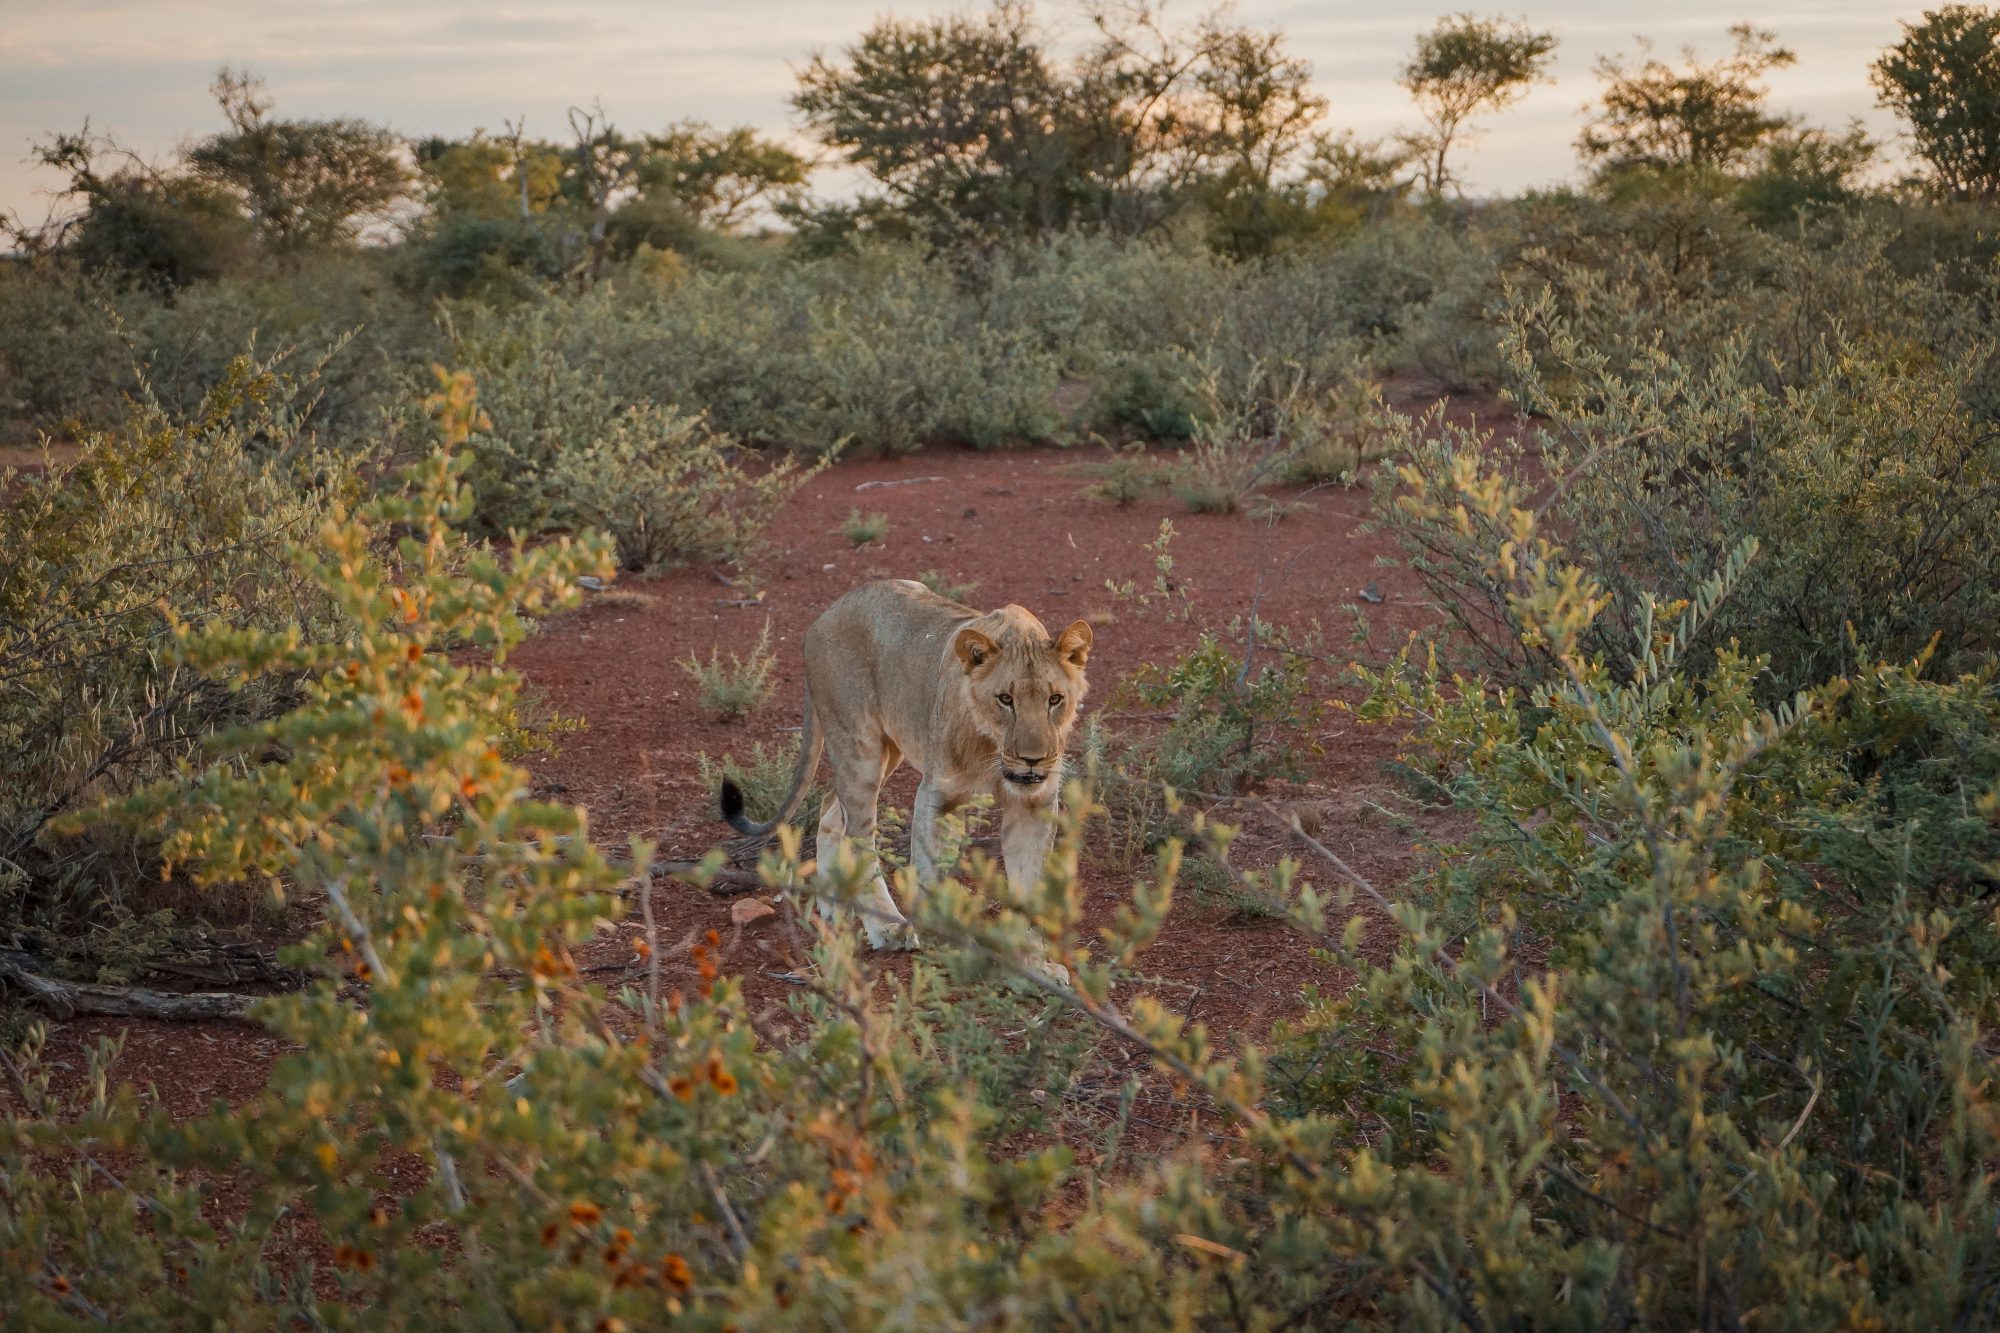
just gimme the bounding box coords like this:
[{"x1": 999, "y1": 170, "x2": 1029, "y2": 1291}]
[{"x1": 0, "y1": 0, "x2": 1934, "y2": 229}]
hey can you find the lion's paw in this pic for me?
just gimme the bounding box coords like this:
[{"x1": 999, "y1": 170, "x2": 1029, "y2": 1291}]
[
  {"x1": 1028, "y1": 956, "x2": 1071, "y2": 989},
  {"x1": 864, "y1": 916, "x2": 920, "y2": 952}
]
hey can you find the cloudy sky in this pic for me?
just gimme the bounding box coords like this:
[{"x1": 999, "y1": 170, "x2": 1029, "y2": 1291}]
[{"x1": 1, "y1": 1, "x2": 1930, "y2": 227}]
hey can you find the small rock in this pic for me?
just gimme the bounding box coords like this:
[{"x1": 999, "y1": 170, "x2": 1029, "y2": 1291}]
[
  {"x1": 961, "y1": 506, "x2": 977, "y2": 518},
  {"x1": 1359, "y1": 581, "x2": 1385, "y2": 604},
  {"x1": 731, "y1": 898, "x2": 777, "y2": 926}
]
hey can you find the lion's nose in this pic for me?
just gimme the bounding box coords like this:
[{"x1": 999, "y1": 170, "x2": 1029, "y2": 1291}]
[{"x1": 1014, "y1": 754, "x2": 1049, "y2": 769}]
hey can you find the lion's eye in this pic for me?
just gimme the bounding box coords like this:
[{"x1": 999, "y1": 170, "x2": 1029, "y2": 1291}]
[
  {"x1": 997, "y1": 693, "x2": 1014, "y2": 708},
  {"x1": 1049, "y1": 693, "x2": 1064, "y2": 709}
]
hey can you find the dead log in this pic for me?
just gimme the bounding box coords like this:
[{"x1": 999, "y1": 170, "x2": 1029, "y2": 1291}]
[{"x1": 0, "y1": 956, "x2": 259, "y2": 1022}]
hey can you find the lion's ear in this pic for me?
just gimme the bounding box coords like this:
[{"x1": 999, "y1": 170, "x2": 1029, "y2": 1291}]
[
  {"x1": 1055, "y1": 620, "x2": 1092, "y2": 668},
  {"x1": 954, "y1": 626, "x2": 999, "y2": 672}
]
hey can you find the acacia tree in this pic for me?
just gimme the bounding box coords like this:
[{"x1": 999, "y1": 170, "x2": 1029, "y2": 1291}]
[
  {"x1": 791, "y1": 0, "x2": 1326, "y2": 244},
  {"x1": 1578, "y1": 24, "x2": 1796, "y2": 178},
  {"x1": 1873, "y1": 4, "x2": 2000, "y2": 202},
  {"x1": 793, "y1": 2, "x2": 1070, "y2": 236},
  {"x1": 187, "y1": 68, "x2": 413, "y2": 251},
  {"x1": 632, "y1": 122, "x2": 813, "y2": 229},
  {"x1": 1399, "y1": 13, "x2": 1556, "y2": 197}
]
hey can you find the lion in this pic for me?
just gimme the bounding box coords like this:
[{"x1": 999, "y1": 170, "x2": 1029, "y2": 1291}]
[{"x1": 719, "y1": 579, "x2": 1092, "y2": 981}]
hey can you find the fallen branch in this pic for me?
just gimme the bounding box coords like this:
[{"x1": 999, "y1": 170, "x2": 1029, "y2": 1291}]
[
  {"x1": 853, "y1": 475, "x2": 943, "y2": 492},
  {"x1": 652, "y1": 860, "x2": 766, "y2": 895},
  {"x1": 0, "y1": 955, "x2": 258, "y2": 1022}
]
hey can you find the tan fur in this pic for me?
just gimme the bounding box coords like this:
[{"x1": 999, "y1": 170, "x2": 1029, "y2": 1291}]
[{"x1": 720, "y1": 580, "x2": 1091, "y2": 980}]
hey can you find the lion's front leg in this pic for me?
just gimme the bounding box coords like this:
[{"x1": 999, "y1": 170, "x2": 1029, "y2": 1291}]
[
  {"x1": 999, "y1": 789, "x2": 1070, "y2": 987},
  {"x1": 820, "y1": 738, "x2": 914, "y2": 952}
]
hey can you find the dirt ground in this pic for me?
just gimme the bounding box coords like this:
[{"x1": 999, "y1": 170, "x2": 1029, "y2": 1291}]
[{"x1": 38, "y1": 395, "x2": 1522, "y2": 1159}]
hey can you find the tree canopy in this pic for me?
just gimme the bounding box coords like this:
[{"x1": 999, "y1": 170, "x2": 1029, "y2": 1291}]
[
  {"x1": 1578, "y1": 24, "x2": 1797, "y2": 178},
  {"x1": 1874, "y1": 4, "x2": 2000, "y2": 202},
  {"x1": 1400, "y1": 13, "x2": 1558, "y2": 196},
  {"x1": 791, "y1": 1, "x2": 1328, "y2": 245},
  {"x1": 186, "y1": 68, "x2": 414, "y2": 251}
]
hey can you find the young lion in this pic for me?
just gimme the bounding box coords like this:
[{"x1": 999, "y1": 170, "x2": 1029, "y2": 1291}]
[{"x1": 719, "y1": 579, "x2": 1092, "y2": 980}]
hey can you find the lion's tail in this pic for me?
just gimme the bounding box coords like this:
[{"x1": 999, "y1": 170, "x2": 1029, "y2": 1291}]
[{"x1": 719, "y1": 685, "x2": 823, "y2": 842}]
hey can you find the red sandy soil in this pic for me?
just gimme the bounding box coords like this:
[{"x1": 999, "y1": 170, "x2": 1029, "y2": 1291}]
[{"x1": 37, "y1": 393, "x2": 1524, "y2": 1164}]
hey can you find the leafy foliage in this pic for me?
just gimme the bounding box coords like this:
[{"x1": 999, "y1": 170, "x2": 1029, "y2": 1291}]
[
  {"x1": 840, "y1": 508, "x2": 888, "y2": 547},
  {"x1": 1383, "y1": 265, "x2": 2000, "y2": 698},
  {"x1": 1126, "y1": 630, "x2": 1320, "y2": 794},
  {"x1": 1400, "y1": 13, "x2": 1558, "y2": 196},
  {"x1": 792, "y1": 0, "x2": 1330, "y2": 251},
  {"x1": 1579, "y1": 24, "x2": 1798, "y2": 178},
  {"x1": 543, "y1": 406, "x2": 816, "y2": 573},
  {"x1": 1874, "y1": 4, "x2": 2000, "y2": 203},
  {"x1": 679, "y1": 623, "x2": 778, "y2": 720},
  {"x1": 186, "y1": 68, "x2": 414, "y2": 252},
  {"x1": 0, "y1": 357, "x2": 352, "y2": 974}
]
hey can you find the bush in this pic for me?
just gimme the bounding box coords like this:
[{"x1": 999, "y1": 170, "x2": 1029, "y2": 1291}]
[
  {"x1": 913, "y1": 568, "x2": 977, "y2": 602},
  {"x1": 1387, "y1": 275, "x2": 2000, "y2": 698},
  {"x1": 679, "y1": 623, "x2": 778, "y2": 719},
  {"x1": 1304, "y1": 501, "x2": 2000, "y2": 1324},
  {"x1": 697, "y1": 737, "x2": 820, "y2": 835},
  {"x1": 840, "y1": 508, "x2": 887, "y2": 546},
  {"x1": 0, "y1": 356, "x2": 352, "y2": 976},
  {"x1": 545, "y1": 406, "x2": 817, "y2": 572},
  {"x1": 1124, "y1": 630, "x2": 1321, "y2": 793},
  {"x1": 0, "y1": 257, "x2": 435, "y2": 449}
]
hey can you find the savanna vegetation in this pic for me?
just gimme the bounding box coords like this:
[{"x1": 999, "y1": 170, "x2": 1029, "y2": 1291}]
[{"x1": 3, "y1": 3, "x2": 2000, "y2": 1326}]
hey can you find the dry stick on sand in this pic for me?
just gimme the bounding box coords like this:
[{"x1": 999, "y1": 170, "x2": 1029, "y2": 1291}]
[
  {"x1": 853, "y1": 476, "x2": 944, "y2": 491},
  {"x1": 0, "y1": 955, "x2": 258, "y2": 1021}
]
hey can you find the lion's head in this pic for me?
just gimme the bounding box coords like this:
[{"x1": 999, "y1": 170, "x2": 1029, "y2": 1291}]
[{"x1": 952, "y1": 608, "x2": 1092, "y2": 791}]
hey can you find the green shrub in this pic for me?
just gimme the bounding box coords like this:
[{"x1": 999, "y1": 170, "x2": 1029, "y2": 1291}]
[
  {"x1": 840, "y1": 507, "x2": 887, "y2": 546},
  {"x1": 0, "y1": 257, "x2": 435, "y2": 448},
  {"x1": 1296, "y1": 497, "x2": 2000, "y2": 1324},
  {"x1": 545, "y1": 406, "x2": 817, "y2": 572},
  {"x1": 697, "y1": 736, "x2": 821, "y2": 834},
  {"x1": 679, "y1": 623, "x2": 778, "y2": 720},
  {"x1": 913, "y1": 568, "x2": 977, "y2": 602},
  {"x1": 1070, "y1": 442, "x2": 1163, "y2": 505},
  {"x1": 1124, "y1": 630, "x2": 1320, "y2": 793},
  {"x1": 0, "y1": 355, "x2": 352, "y2": 976},
  {"x1": 1390, "y1": 277, "x2": 2000, "y2": 698}
]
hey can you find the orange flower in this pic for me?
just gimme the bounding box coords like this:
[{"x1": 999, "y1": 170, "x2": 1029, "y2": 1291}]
[
  {"x1": 405, "y1": 641, "x2": 422, "y2": 663},
  {"x1": 568, "y1": 1200, "x2": 603, "y2": 1226},
  {"x1": 540, "y1": 1223, "x2": 560, "y2": 1247},
  {"x1": 459, "y1": 776, "x2": 481, "y2": 800},
  {"x1": 660, "y1": 1253, "x2": 694, "y2": 1294},
  {"x1": 668, "y1": 1076, "x2": 694, "y2": 1101},
  {"x1": 332, "y1": 1245, "x2": 375, "y2": 1271},
  {"x1": 402, "y1": 692, "x2": 424, "y2": 719},
  {"x1": 49, "y1": 1275, "x2": 70, "y2": 1295}
]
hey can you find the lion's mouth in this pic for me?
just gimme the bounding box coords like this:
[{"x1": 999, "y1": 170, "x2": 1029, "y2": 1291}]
[{"x1": 1003, "y1": 768, "x2": 1048, "y2": 787}]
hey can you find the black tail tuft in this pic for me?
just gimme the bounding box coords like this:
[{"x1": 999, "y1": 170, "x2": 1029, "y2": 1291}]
[{"x1": 719, "y1": 777, "x2": 752, "y2": 833}]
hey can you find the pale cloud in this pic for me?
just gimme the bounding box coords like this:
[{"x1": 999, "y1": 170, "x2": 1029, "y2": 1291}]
[{"x1": 0, "y1": 0, "x2": 1933, "y2": 228}]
